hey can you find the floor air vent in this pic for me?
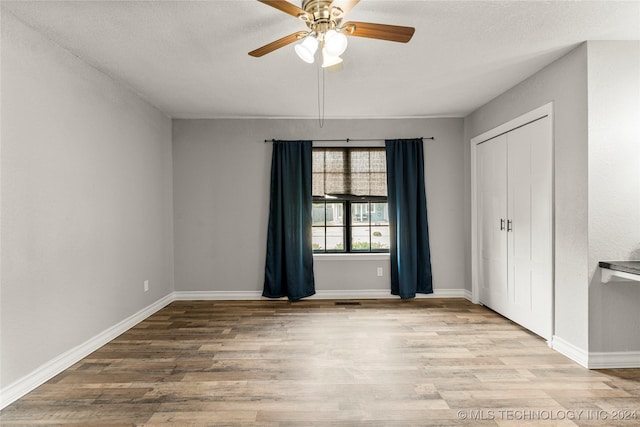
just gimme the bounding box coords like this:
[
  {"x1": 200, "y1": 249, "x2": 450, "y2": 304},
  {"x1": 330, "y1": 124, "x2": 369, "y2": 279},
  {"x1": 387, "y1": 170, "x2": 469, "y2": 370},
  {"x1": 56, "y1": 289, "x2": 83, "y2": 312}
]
[{"x1": 335, "y1": 301, "x2": 361, "y2": 306}]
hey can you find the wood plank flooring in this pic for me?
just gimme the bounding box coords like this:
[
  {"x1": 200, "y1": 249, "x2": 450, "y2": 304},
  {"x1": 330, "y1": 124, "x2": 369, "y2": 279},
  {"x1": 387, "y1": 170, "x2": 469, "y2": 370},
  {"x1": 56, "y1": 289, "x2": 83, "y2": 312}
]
[{"x1": 1, "y1": 299, "x2": 639, "y2": 426}]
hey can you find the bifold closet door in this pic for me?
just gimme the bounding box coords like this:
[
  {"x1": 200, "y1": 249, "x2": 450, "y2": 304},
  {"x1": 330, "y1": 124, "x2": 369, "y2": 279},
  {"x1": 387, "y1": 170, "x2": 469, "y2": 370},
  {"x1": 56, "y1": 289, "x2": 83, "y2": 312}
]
[
  {"x1": 477, "y1": 134, "x2": 508, "y2": 315},
  {"x1": 477, "y1": 115, "x2": 552, "y2": 340},
  {"x1": 507, "y1": 117, "x2": 552, "y2": 339}
]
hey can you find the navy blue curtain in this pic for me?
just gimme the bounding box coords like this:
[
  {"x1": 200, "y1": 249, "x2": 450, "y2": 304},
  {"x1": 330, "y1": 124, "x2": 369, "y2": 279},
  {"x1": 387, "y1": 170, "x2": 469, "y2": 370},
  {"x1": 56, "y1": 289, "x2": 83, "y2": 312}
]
[
  {"x1": 385, "y1": 139, "x2": 433, "y2": 299},
  {"x1": 263, "y1": 141, "x2": 315, "y2": 301}
]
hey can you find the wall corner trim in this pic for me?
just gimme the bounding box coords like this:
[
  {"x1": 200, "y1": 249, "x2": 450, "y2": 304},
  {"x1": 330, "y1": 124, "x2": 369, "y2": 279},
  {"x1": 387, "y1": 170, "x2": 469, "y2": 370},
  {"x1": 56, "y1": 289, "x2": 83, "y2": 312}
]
[
  {"x1": 551, "y1": 335, "x2": 589, "y2": 368},
  {"x1": 0, "y1": 294, "x2": 174, "y2": 410}
]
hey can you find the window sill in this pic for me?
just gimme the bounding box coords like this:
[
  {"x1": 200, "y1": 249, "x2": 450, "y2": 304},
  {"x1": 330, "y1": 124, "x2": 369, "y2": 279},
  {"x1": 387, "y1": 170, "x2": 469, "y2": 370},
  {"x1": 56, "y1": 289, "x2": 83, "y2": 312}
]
[{"x1": 313, "y1": 253, "x2": 390, "y2": 261}]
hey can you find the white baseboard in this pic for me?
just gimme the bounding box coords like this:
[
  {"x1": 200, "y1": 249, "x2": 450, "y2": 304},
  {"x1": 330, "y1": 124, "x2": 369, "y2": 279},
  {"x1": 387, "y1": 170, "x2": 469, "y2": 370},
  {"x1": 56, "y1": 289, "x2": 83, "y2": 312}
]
[
  {"x1": 0, "y1": 294, "x2": 174, "y2": 410},
  {"x1": 173, "y1": 288, "x2": 472, "y2": 301},
  {"x1": 551, "y1": 335, "x2": 589, "y2": 368},
  {"x1": 587, "y1": 351, "x2": 640, "y2": 369},
  {"x1": 173, "y1": 290, "x2": 263, "y2": 300},
  {"x1": 0, "y1": 287, "x2": 472, "y2": 410},
  {"x1": 551, "y1": 336, "x2": 640, "y2": 369}
]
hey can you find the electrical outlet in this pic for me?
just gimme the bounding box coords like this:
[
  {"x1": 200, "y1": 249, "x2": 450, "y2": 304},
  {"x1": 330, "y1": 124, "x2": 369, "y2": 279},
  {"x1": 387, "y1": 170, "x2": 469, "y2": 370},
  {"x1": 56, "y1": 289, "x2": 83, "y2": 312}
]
[
  {"x1": 144, "y1": 280, "x2": 149, "y2": 292},
  {"x1": 377, "y1": 267, "x2": 383, "y2": 277}
]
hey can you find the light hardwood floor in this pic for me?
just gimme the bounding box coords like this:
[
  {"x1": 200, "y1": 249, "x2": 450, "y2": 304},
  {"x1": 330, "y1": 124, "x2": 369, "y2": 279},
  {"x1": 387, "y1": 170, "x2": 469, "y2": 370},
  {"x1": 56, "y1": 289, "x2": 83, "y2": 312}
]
[{"x1": 1, "y1": 299, "x2": 639, "y2": 426}]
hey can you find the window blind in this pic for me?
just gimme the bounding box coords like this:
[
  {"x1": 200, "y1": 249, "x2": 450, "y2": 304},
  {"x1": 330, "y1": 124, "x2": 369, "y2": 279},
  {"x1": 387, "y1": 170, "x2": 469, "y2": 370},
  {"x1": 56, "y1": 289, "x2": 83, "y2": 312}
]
[{"x1": 312, "y1": 148, "x2": 387, "y2": 198}]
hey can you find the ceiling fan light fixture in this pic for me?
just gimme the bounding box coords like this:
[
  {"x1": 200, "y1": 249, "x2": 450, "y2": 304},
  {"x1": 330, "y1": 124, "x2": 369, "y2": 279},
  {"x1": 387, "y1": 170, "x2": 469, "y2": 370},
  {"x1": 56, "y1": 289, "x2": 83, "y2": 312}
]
[
  {"x1": 295, "y1": 34, "x2": 319, "y2": 63},
  {"x1": 321, "y1": 47, "x2": 343, "y2": 68},
  {"x1": 323, "y1": 29, "x2": 348, "y2": 56}
]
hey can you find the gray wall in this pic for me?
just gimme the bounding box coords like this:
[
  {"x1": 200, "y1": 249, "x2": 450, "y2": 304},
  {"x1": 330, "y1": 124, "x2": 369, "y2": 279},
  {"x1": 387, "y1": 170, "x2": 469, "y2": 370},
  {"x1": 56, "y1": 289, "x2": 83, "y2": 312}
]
[
  {"x1": 172, "y1": 118, "x2": 465, "y2": 295},
  {"x1": 464, "y1": 41, "x2": 640, "y2": 355},
  {"x1": 587, "y1": 41, "x2": 640, "y2": 352},
  {"x1": 464, "y1": 43, "x2": 590, "y2": 351},
  {"x1": 1, "y1": 12, "x2": 174, "y2": 388}
]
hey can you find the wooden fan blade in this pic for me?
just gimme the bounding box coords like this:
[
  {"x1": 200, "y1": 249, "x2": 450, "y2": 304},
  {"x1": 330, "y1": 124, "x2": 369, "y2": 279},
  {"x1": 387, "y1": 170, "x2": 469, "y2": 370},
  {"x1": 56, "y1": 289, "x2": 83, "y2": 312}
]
[
  {"x1": 248, "y1": 31, "x2": 308, "y2": 57},
  {"x1": 342, "y1": 21, "x2": 415, "y2": 43},
  {"x1": 258, "y1": 0, "x2": 312, "y2": 20},
  {"x1": 329, "y1": 0, "x2": 360, "y2": 18}
]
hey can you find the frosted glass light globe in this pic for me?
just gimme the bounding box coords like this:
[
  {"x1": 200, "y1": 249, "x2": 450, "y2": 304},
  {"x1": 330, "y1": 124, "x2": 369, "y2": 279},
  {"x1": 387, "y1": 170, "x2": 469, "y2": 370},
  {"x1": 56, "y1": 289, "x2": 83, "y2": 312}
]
[
  {"x1": 295, "y1": 35, "x2": 319, "y2": 64},
  {"x1": 321, "y1": 48, "x2": 343, "y2": 68},
  {"x1": 324, "y1": 30, "x2": 348, "y2": 56}
]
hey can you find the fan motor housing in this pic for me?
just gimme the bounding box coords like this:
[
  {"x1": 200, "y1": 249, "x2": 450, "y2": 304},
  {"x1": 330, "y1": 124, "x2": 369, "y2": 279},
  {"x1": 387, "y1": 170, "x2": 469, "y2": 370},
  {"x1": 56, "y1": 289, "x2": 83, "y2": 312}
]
[{"x1": 301, "y1": 0, "x2": 344, "y2": 29}]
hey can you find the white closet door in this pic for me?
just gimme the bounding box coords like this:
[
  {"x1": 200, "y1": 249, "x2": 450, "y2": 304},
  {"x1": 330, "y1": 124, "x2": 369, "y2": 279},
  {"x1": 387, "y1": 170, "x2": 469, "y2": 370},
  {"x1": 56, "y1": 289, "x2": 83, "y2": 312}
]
[
  {"x1": 478, "y1": 134, "x2": 508, "y2": 314},
  {"x1": 507, "y1": 117, "x2": 552, "y2": 339}
]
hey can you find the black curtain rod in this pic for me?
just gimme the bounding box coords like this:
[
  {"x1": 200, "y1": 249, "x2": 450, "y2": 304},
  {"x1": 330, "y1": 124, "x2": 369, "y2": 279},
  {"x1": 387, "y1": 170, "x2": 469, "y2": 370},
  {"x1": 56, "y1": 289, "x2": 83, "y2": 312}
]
[{"x1": 264, "y1": 137, "x2": 434, "y2": 143}]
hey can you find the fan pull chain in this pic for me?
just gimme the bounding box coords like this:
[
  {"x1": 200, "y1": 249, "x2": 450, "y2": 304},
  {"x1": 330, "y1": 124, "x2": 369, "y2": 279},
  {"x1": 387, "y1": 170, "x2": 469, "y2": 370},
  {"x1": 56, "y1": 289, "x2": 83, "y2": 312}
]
[{"x1": 317, "y1": 63, "x2": 325, "y2": 128}]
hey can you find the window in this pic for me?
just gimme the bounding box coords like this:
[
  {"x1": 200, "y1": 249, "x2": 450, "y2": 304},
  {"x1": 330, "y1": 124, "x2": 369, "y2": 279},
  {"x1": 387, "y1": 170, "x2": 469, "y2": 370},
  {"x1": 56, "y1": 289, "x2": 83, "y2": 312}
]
[{"x1": 312, "y1": 147, "x2": 389, "y2": 253}]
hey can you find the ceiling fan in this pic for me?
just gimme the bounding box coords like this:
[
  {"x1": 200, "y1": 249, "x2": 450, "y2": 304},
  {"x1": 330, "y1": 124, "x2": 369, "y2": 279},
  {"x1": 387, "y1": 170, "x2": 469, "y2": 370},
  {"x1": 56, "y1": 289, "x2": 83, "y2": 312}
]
[{"x1": 249, "y1": 0, "x2": 415, "y2": 67}]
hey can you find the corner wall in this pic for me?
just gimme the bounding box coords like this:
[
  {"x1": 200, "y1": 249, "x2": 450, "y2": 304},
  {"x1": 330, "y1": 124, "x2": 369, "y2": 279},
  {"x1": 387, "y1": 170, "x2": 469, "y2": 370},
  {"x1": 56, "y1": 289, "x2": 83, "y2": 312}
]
[
  {"x1": 587, "y1": 41, "x2": 640, "y2": 356},
  {"x1": 1, "y1": 11, "x2": 174, "y2": 393},
  {"x1": 464, "y1": 44, "x2": 590, "y2": 354},
  {"x1": 465, "y1": 41, "x2": 640, "y2": 365}
]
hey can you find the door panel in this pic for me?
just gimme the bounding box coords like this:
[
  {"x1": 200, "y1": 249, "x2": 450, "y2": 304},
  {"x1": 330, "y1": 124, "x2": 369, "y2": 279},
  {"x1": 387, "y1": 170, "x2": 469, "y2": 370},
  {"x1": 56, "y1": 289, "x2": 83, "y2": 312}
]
[
  {"x1": 508, "y1": 124, "x2": 533, "y2": 310},
  {"x1": 527, "y1": 117, "x2": 553, "y2": 339},
  {"x1": 477, "y1": 134, "x2": 508, "y2": 314},
  {"x1": 507, "y1": 117, "x2": 552, "y2": 340}
]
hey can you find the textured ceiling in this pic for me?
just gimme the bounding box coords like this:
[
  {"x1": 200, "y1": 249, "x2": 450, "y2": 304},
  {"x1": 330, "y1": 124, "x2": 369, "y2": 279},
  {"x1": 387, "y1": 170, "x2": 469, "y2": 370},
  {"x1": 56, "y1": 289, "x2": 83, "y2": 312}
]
[{"x1": 2, "y1": 0, "x2": 639, "y2": 119}]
